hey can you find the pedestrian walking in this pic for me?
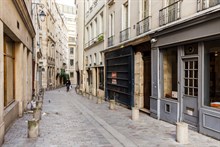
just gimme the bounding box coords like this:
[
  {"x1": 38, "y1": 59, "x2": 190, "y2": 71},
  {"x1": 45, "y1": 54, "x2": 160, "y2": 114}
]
[{"x1": 66, "y1": 79, "x2": 71, "y2": 92}]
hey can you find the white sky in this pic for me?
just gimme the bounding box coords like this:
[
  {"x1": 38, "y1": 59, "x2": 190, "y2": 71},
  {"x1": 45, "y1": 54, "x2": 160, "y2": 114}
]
[{"x1": 55, "y1": 0, "x2": 75, "y2": 6}]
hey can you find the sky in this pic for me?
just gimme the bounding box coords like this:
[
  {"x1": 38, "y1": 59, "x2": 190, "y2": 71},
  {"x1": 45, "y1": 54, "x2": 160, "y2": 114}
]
[{"x1": 55, "y1": 0, "x2": 75, "y2": 6}]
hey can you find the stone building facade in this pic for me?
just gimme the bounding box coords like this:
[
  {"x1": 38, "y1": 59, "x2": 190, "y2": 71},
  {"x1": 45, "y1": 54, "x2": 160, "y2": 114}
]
[
  {"x1": 39, "y1": 0, "x2": 68, "y2": 90},
  {"x1": 76, "y1": 0, "x2": 220, "y2": 140},
  {"x1": 57, "y1": 3, "x2": 77, "y2": 85},
  {"x1": 0, "y1": 0, "x2": 35, "y2": 145}
]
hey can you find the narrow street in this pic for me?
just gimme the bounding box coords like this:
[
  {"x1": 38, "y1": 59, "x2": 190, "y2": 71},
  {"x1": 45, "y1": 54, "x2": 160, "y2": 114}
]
[{"x1": 2, "y1": 88, "x2": 220, "y2": 147}]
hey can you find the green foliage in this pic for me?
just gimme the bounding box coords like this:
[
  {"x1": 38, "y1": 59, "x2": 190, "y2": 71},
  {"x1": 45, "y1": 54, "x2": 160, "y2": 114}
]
[{"x1": 98, "y1": 34, "x2": 104, "y2": 42}]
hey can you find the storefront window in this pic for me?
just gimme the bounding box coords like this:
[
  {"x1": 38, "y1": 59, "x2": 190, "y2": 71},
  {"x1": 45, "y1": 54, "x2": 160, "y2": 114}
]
[
  {"x1": 204, "y1": 40, "x2": 220, "y2": 110},
  {"x1": 4, "y1": 35, "x2": 15, "y2": 107},
  {"x1": 162, "y1": 48, "x2": 178, "y2": 99}
]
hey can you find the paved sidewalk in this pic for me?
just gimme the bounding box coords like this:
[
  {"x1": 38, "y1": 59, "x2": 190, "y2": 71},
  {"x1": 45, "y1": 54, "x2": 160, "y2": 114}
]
[{"x1": 2, "y1": 87, "x2": 220, "y2": 147}]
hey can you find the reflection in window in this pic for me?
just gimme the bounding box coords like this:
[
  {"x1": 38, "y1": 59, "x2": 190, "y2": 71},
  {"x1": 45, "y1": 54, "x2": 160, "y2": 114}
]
[
  {"x1": 204, "y1": 40, "x2": 220, "y2": 109},
  {"x1": 163, "y1": 48, "x2": 178, "y2": 99}
]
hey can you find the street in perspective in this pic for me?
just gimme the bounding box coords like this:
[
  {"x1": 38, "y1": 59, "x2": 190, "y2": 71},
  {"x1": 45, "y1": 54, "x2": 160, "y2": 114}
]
[
  {"x1": 0, "y1": 0, "x2": 220, "y2": 146},
  {"x1": 2, "y1": 87, "x2": 220, "y2": 147}
]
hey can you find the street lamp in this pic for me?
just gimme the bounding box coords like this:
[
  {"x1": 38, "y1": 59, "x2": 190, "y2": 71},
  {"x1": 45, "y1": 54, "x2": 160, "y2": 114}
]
[{"x1": 39, "y1": 10, "x2": 46, "y2": 22}]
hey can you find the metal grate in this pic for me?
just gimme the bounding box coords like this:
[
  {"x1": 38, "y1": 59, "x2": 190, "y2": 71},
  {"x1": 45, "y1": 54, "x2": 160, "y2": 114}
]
[{"x1": 136, "y1": 16, "x2": 150, "y2": 36}]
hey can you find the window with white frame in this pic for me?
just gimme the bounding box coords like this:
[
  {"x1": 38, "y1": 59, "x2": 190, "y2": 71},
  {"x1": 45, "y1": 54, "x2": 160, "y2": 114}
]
[
  {"x1": 122, "y1": 2, "x2": 129, "y2": 29},
  {"x1": 142, "y1": 0, "x2": 149, "y2": 19},
  {"x1": 109, "y1": 12, "x2": 114, "y2": 37},
  {"x1": 100, "y1": 12, "x2": 104, "y2": 33},
  {"x1": 94, "y1": 18, "x2": 97, "y2": 37},
  {"x1": 94, "y1": 53, "x2": 97, "y2": 64}
]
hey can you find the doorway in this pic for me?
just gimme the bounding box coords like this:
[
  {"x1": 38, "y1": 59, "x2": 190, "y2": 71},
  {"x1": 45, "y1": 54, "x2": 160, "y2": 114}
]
[
  {"x1": 182, "y1": 58, "x2": 198, "y2": 129},
  {"x1": 143, "y1": 53, "x2": 151, "y2": 110}
]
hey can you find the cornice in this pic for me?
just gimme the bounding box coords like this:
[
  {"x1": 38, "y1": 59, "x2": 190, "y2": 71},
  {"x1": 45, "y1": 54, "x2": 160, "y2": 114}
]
[{"x1": 12, "y1": 0, "x2": 36, "y2": 37}]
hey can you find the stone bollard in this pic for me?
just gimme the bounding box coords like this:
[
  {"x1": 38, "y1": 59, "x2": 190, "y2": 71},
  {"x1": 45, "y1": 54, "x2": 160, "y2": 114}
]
[
  {"x1": 131, "y1": 107, "x2": 139, "y2": 121},
  {"x1": 28, "y1": 119, "x2": 39, "y2": 138},
  {"x1": 33, "y1": 108, "x2": 42, "y2": 120},
  {"x1": 89, "y1": 94, "x2": 93, "y2": 100},
  {"x1": 36, "y1": 101, "x2": 43, "y2": 109},
  {"x1": 82, "y1": 92, "x2": 86, "y2": 97},
  {"x1": 176, "y1": 122, "x2": 189, "y2": 144},
  {"x1": 97, "y1": 97, "x2": 102, "y2": 104},
  {"x1": 109, "y1": 100, "x2": 115, "y2": 110}
]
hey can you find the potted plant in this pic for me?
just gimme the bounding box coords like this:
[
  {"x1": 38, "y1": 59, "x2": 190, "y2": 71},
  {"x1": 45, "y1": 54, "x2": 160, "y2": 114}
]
[{"x1": 98, "y1": 34, "x2": 104, "y2": 42}]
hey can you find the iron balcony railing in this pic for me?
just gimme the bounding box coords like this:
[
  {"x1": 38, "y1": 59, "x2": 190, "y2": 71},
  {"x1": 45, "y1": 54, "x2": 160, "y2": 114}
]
[
  {"x1": 120, "y1": 28, "x2": 130, "y2": 42},
  {"x1": 159, "y1": 0, "x2": 181, "y2": 26},
  {"x1": 136, "y1": 16, "x2": 150, "y2": 36},
  {"x1": 85, "y1": 33, "x2": 104, "y2": 48},
  {"x1": 108, "y1": 35, "x2": 114, "y2": 47},
  {"x1": 197, "y1": 0, "x2": 220, "y2": 11}
]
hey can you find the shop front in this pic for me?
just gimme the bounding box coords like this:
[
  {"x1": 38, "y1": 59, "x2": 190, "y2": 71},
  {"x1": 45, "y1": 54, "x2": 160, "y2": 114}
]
[
  {"x1": 151, "y1": 10, "x2": 220, "y2": 139},
  {"x1": 105, "y1": 46, "x2": 134, "y2": 107}
]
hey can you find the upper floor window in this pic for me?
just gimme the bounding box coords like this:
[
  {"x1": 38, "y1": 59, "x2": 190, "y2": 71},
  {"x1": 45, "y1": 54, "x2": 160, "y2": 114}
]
[
  {"x1": 109, "y1": 12, "x2": 115, "y2": 37},
  {"x1": 159, "y1": 0, "x2": 181, "y2": 26},
  {"x1": 142, "y1": 0, "x2": 149, "y2": 19},
  {"x1": 70, "y1": 47, "x2": 74, "y2": 54},
  {"x1": 197, "y1": 0, "x2": 220, "y2": 11},
  {"x1": 70, "y1": 59, "x2": 74, "y2": 66},
  {"x1": 100, "y1": 12, "x2": 104, "y2": 34},
  {"x1": 122, "y1": 2, "x2": 129, "y2": 29}
]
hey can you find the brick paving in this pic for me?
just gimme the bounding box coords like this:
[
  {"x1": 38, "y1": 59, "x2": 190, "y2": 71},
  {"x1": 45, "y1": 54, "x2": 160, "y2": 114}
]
[{"x1": 2, "y1": 87, "x2": 220, "y2": 147}]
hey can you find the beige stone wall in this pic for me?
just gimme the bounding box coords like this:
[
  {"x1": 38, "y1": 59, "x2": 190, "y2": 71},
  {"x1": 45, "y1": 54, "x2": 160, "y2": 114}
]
[
  {"x1": 0, "y1": 20, "x2": 5, "y2": 146},
  {"x1": 134, "y1": 52, "x2": 144, "y2": 108}
]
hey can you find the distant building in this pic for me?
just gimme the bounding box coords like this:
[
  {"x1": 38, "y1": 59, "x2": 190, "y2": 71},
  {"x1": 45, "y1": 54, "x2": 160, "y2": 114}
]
[{"x1": 57, "y1": 2, "x2": 77, "y2": 85}]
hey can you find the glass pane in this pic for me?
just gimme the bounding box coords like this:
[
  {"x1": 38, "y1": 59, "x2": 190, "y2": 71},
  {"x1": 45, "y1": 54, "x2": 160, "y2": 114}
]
[
  {"x1": 194, "y1": 88, "x2": 198, "y2": 96},
  {"x1": 194, "y1": 79, "x2": 198, "y2": 87},
  {"x1": 189, "y1": 88, "x2": 193, "y2": 96},
  {"x1": 189, "y1": 70, "x2": 193, "y2": 78},
  {"x1": 189, "y1": 79, "x2": 193, "y2": 86},
  {"x1": 185, "y1": 62, "x2": 188, "y2": 69},
  {"x1": 194, "y1": 70, "x2": 198, "y2": 78},
  {"x1": 184, "y1": 87, "x2": 188, "y2": 95},
  {"x1": 185, "y1": 79, "x2": 188, "y2": 86},
  {"x1": 195, "y1": 61, "x2": 198, "y2": 69},
  {"x1": 190, "y1": 61, "x2": 193, "y2": 69},
  {"x1": 185, "y1": 70, "x2": 188, "y2": 78}
]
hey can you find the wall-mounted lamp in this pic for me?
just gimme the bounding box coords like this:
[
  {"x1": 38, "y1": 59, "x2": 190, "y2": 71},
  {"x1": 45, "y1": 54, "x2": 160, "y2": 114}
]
[
  {"x1": 39, "y1": 10, "x2": 46, "y2": 22},
  {"x1": 150, "y1": 38, "x2": 157, "y2": 43}
]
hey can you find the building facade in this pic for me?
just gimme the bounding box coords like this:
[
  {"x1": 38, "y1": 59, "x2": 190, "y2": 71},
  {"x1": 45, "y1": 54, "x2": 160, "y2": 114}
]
[
  {"x1": 57, "y1": 3, "x2": 77, "y2": 85},
  {"x1": 0, "y1": 0, "x2": 35, "y2": 145},
  {"x1": 77, "y1": 0, "x2": 220, "y2": 140},
  {"x1": 83, "y1": 0, "x2": 106, "y2": 99},
  {"x1": 75, "y1": 0, "x2": 85, "y2": 92},
  {"x1": 39, "y1": 0, "x2": 68, "y2": 90}
]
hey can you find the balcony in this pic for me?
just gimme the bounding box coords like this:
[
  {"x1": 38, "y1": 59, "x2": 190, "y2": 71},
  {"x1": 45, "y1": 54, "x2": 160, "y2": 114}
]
[
  {"x1": 85, "y1": 33, "x2": 104, "y2": 49},
  {"x1": 197, "y1": 0, "x2": 220, "y2": 11},
  {"x1": 159, "y1": 0, "x2": 181, "y2": 26},
  {"x1": 108, "y1": 35, "x2": 114, "y2": 47},
  {"x1": 120, "y1": 28, "x2": 130, "y2": 42},
  {"x1": 136, "y1": 16, "x2": 150, "y2": 36}
]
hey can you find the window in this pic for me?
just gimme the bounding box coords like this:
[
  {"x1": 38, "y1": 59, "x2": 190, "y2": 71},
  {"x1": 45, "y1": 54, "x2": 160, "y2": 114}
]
[
  {"x1": 99, "y1": 67, "x2": 104, "y2": 90},
  {"x1": 123, "y1": 2, "x2": 129, "y2": 29},
  {"x1": 94, "y1": 53, "x2": 97, "y2": 64},
  {"x1": 204, "y1": 39, "x2": 220, "y2": 110},
  {"x1": 4, "y1": 35, "x2": 15, "y2": 107},
  {"x1": 162, "y1": 48, "x2": 178, "y2": 99},
  {"x1": 142, "y1": 0, "x2": 149, "y2": 19},
  {"x1": 109, "y1": 12, "x2": 115, "y2": 37},
  {"x1": 70, "y1": 72, "x2": 74, "y2": 77},
  {"x1": 70, "y1": 47, "x2": 74, "y2": 54},
  {"x1": 70, "y1": 59, "x2": 74, "y2": 66},
  {"x1": 100, "y1": 12, "x2": 104, "y2": 34}
]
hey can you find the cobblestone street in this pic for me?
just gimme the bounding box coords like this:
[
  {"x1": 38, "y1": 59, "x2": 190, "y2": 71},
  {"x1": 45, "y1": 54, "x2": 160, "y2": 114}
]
[{"x1": 2, "y1": 87, "x2": 220, "y2": 147}]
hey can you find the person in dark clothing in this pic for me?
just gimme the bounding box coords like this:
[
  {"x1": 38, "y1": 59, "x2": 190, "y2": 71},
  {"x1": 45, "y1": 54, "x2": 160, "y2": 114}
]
[{"x1": 66, "y1": 79, "x2": 71, "y2": 92}]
